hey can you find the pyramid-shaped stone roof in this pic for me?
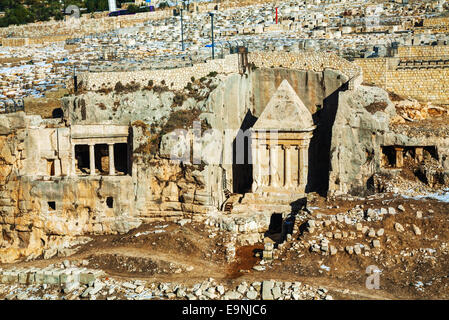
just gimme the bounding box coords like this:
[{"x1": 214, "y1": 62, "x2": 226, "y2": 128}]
[{"x1": 253, "y1": 80, "x2": 314, "y2": 131}]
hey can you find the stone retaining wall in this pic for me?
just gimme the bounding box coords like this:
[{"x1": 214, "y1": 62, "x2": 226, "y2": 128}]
[
  {"x1": 397, "y1": 45, "x2": 449, "y2": 58},
  {"x1": 247, "y1": 51, "x2": 361, "y2": 80},
  {"x1": 355, "y1": 47, "x2": 449, "y2": 103},
  {"x1": 78, "y1": 51, "x2": 361, "y2": 92},
  {"x1": 423, "y1": 17, "x2": 449, "y2": 27},
  {"x1": 78, "y1": 54, "x2": 239, "y2": 91}
]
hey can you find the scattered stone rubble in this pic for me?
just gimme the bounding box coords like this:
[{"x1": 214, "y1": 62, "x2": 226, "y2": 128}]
[{"x1": 0, "y1": 270, "x2": 331, "y2": 300}]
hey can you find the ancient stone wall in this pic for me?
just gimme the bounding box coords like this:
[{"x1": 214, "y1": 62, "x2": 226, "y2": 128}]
[
  {"x1": 77, "y1": 54, "x2": 239, "y2": 92},
  {"x1": 414, "y1": 26, "x2": 449, "y2": 34},
  {"x1": 397, "y1": 45, "x2": 449, "y2": 58},
  {"x1": 1, "y1": 35, "x2": 71, "y2": 47},
  {"x1": 354, "y1": 58, "x2": 388, "y2": 87},
  {"x1": 423, "y1": 17, "x2": 449, "y2": 27},
  {"x1": 385, "y1": 68, "x2": 449, "y2": 103},
  {"x1": 247, "y1": 51, "x2": 361, "y2": 80},
  {"x1": 78, "y1": 52, "x2": 361, "y2": 93},
  {"x1": 355, "y1": 47, "x2": 449, "y2": 103}
]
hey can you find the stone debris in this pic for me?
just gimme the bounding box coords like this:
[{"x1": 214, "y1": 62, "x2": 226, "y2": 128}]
[
  {"x1": 413, "y1": 225, "x2": 422, "y2": 236},
  {"x1": 372, "y1": 240, "x2": 381, "y2": 248},
  {"x1": 395, "y1": 223, "x2": 405, "y2": 233}
]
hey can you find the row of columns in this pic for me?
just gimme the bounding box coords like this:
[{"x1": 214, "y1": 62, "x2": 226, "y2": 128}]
[
  {"x1": 72, "y1": 143, "x2": 115, "y2": 176},
  {"x1": 254, "y1": 143, "x2": 308, "y2": 189}
]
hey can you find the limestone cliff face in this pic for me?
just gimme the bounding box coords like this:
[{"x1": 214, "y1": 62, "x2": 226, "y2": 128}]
[
  {"x1": 328, "y1": 85, "x2": 449, "y2": 196},
  {"x1": 0, "y1": 113, "x2": 141, "y2": 263},
  {"x1": 0, "y1": 67, "x2": 357, "y2": 263},
  {"x1": 328, "y1": 86, "x2": 396, "y2": 195}
]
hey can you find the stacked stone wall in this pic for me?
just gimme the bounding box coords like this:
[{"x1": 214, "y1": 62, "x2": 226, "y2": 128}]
[
  {"x1": 353, "y1": 58, "x2": 387, "y2": 87},
  {"x1": 397, "y1": 45, "x2": 449, "y2": 58},
  {"x1": 385, "y1": 69, "x2": 449, "y2": 103},
  {"x1": 423, "y1": 17, "x2": 449, "y2": 27},
  {"x1": 0, "y1": 10, "x2": 173, "y2": 47},
  {"x1": 414, "y1": 26, "x2": 449, "y2": 34},
  {"x1": 78, "y1": 54, "x2": 239, "y2": 91},
  {"x1": 79, "y1": 52, "x2": 361, "y2": 92},
  {"x1": 247, "y1": 51, "x2": 361, "y2": 79},
  {"x1": 355, "y1": 46, "x2": 449, "y2": 103}
]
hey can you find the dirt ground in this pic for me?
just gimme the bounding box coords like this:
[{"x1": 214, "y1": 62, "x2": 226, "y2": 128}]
[{"x1": 3, "y1": 191, "x2": 448, "y2": 300}]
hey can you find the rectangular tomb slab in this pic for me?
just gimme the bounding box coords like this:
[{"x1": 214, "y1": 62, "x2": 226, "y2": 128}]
[
  {"x1": 79, "y1": 272, "x2": 96, "y2": 285},
  {"x1": 59, "y1": 270, "x2": 74, "y2": 284},
  {"x1": 18, "y1": 271, "x2": 32, "y2": 284}
]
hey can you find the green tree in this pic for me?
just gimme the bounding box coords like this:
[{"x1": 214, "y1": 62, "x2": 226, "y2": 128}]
[{"x1": 127, "y1": 4, "x2": 139, "y2": 14}]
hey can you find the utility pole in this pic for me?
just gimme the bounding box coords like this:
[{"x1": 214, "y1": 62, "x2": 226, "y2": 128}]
[
  {"x1": 181, "y1": 7, "x2": 184, "y2": 51},
  {"x1": 209, "y1": 12, "x2": 215, "y2": 59}
]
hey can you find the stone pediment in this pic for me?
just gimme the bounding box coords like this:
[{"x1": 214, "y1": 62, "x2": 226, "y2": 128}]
[{"x1": 253, "y1": 80, "x2": 314, "y2": 131}]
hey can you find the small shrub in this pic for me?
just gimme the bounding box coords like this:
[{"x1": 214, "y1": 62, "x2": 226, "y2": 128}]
[
  {"x1": 365, "y1": 101, "x2": 388, "y2": 115},
  {"x1": 132, "y1": 120, "x2": 148, "y2": 130},
  {"x1": 173, "y1": 93, "x2": 186, "y2": 106},
  {"x1": 97, "y1": 103, "x2": 107, "y2": 110},
  {"x1": 114, "y1": 81, "x2": 126, "y2": 93},
  {"x1": 114, "y1": 81, "x2": 140, "y2": 94},
  {"x1": 153, "y1": 85, "x2": 169, "y2": 93}
]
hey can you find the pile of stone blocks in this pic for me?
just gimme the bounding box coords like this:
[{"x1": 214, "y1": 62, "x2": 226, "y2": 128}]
[
  {"x1": 0, "y1": 267, "x2": 104, "y2": 286},
  {"x1": 262, "y1": 242, "x2": 274, "y2": 261}
]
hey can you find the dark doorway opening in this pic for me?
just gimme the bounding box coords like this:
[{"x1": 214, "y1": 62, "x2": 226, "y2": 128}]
[
  {"x1": 381, "y1": 146, "x2": 397, "y2": 167},
  {"x1": 52, "y1": 108, "x2": 64, "y2": 119},
  {"x1": 106, "y1": 197, "x2": 114, "y2": 208},
  {"x1": 95, "y1": 144, "x2": 109, "y2": 175},
  {"x1": 268, "y1": 213, "x2": 283, "y2": 234},
  {"x1": 232, "y1": 110, "x2": 257, "y2": 194},
  {"x1": 47, "y1": 159, "x2": 55, "y2": 176},
  {"x1": 264, "y1": 213, "x2": 284, "y2": 244},
  {"x1": 424, "y1": 146, "x2": 438, "y2": 160},
  {"x1": 48, "y1": 201, "x2": 56, "y2": 211},
  {"x1": 114, "y1": 143, "x2": 129, "y2": 175},
  {"x1": 75, "y1": 144, "x2": 90, "y2": 174}
]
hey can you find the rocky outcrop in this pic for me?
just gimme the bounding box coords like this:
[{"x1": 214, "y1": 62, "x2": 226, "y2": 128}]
[{"x1": 328, "y1": 85, "x2": 449, "y2": 196}]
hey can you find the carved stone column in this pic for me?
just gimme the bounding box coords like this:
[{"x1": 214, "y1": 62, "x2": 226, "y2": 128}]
[
  {"x1": 89, "y1": 144, "x2": 96, "y2": 175},
  {"x1": 415, "y1": 147, "x2": 423, "y2": 163},
  {"x1": 395, "y1": 147, "x2": 404, "y2": 168},
  {"x1": 298, "y1": 143, "x2": 309, "y2": 190},
  {"x1": 284, "y1": 145, "x2": 292, "y2": 187},
  {"x1": 269, "y1": 144, "x2": 280, "y2": 187},
  {"x1": 251, "y1": 141, "x2": 260, "y2": 188},
  {"x1": 108, "y1": 143, "x2": 115, "y2": 175}
]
